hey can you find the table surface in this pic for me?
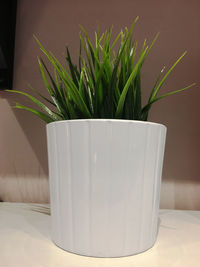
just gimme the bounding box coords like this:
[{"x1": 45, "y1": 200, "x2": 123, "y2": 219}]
[{"x1": 0, "y1": 203, "x2": 200, "y2": 267}]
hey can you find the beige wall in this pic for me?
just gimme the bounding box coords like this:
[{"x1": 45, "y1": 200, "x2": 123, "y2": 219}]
[{"x1": 0, "y1": 0, "x2": 199, "y2": 209}]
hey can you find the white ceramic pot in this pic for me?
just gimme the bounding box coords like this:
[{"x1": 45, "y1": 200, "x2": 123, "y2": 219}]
[{"x1": 46, "y1": 119, "x2": 167, "y2": 257}]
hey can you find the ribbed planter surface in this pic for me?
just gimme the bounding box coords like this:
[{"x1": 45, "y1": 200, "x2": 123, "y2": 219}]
[{"x1": 46, "y1": 119, "x2": 167, "y2": 257}]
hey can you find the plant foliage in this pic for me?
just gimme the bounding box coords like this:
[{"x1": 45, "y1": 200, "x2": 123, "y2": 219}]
[{"x1": 8, "y1": 17, "x2": 195, "y2": 123}]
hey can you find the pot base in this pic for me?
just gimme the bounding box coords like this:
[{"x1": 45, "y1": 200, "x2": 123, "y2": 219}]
[{"x1": 52, "y1": 236, "x2": 158, "y2": 258}]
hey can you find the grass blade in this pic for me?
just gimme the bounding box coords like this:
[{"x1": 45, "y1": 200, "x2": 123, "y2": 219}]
[
  {"x1": 14, "y1": 103, "x2": 55, "y2": 123},
  {"x1": 7, "y1": 90, "x2": 60, "y2": 121},
  {"x1": 141, "y1": 83, "x2": 195, "y2": 120},
  {"x1": 34, "y1": 36, "x2": 92, "y2": 118},
  {"x1": 150, "y1": 51, "x2": 187, "y2": 101},
  {"x1": 115, "y1": 46, "x2": 148, "y2": 118},
  {"x1": 151, "y1": 83, "x2": 195, "y2": 103}
]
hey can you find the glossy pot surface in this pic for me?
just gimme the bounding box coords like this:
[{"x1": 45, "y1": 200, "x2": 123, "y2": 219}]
[{"x1": 47, "y1": 119, "x2": 167, "y2": 257}]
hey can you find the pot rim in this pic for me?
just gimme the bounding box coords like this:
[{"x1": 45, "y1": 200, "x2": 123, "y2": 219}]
[{"x1": 47, "y1": 119, "x2": 166, "y2": 129}]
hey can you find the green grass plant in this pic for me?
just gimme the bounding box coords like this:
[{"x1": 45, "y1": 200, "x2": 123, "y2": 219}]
[{"x1": 8, "y1": 17, "x2": 195, "y2": 123}]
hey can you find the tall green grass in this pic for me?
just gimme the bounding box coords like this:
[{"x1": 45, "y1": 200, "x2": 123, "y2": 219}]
[{"x1": 8, "y1": 17, "x2": 195, "y2": 123}]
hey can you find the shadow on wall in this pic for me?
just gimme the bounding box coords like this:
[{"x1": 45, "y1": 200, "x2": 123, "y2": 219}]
[
  {"x1": 0, "y1": 0, "x2": 50, "y2": 202},
  {"x1": 0, "y1": 0, "x2": 50, "y2": 174},
  {"x1": 0, "y1": 91, "x2": 48, "y2": 171},
  {"x1": 0, "y1": 84, "x2": 50, "y2": 203}
]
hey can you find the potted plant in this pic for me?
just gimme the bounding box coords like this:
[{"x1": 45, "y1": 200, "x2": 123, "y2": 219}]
[{"x1": 8, "y1": 17, "x2": 195, "y2": 257}]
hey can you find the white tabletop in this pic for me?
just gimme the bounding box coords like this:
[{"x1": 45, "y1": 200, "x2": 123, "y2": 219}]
[{"x1": 0, "y1": 203, "x2": 199, "y2": 267}]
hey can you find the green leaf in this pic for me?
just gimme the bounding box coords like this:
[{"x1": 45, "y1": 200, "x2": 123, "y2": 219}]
[
  {"x1": 7, "y1": 89, "x2": 60, "y2": 121},
  {"x1": 14, "y1": 103, "x2": 55, "y2": 123},
  {"x1": 79, "y1": 34, "x2": 95, "y2": 84},
  {"x1": 150, "y1": 51, "x2": 187, "y2": 101},
  {"x1": 142, "y1": 33, "x2": 159, "y2": 65},
  {"x1": 151, "y1": 83, "x2": 195, "y2": 103},
  {"x1": 148, "y1": 66, "x2": 165, "y2": 102},
  {"x1": 28, "y1": 84, "x2": 56, "y2": 107},
  {"x1": 34, "y1": 36, "x2": 92, "y2": 118},
  {"x1": 79, "y1": 25, "x2": 101, "y2": 71},
  {"x1": 115, "y1": 46, "x2": 148, "y2": 118},
  {"x1": 142, "y1": 83, "x2": 196, "y2": 120},
  {"x1": 66, "y1": 47, "x2": 79, "y2": 88},
  {"x1": 134, "y1": 71, "x2": 142, "y2": 119}
]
